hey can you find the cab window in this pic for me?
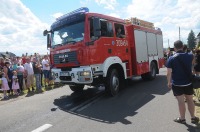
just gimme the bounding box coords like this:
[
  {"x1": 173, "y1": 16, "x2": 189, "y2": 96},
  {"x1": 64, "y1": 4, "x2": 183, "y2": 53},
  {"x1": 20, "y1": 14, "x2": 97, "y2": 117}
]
[
  {"x1": 89, "y1": 18, "x2": 113, "y2": 39},
  {"x1": 100, "y1": 19, "x2": 113, "y2": 37},
  {"x1": 114, "y1": 23, "x2": 125, "y2": 38}
]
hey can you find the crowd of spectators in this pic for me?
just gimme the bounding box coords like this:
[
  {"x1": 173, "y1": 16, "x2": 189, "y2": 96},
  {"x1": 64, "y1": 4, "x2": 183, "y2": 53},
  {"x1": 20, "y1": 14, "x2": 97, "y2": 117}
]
[
  {"x1": 164, "y1": 46, "x2": 200, "y2": 73},
  {"x1": 0, "y1": 53, "x2": 53, "y2": 99}
]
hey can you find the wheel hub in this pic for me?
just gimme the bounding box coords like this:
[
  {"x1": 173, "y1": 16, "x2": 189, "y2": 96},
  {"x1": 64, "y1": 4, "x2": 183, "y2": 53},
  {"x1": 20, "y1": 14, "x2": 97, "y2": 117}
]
[
  {"x1": 112, "y1": 76, "x2": 119, "y2": 91},
  {"x1": 151, "y1": 66, "x2": 156, "y2": 76}
]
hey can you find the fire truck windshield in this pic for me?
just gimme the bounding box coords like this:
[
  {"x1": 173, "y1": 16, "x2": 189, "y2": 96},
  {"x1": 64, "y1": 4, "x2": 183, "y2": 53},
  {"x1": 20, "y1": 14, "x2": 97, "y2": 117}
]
[{"x1": 52, "y1": 21, "x2": 85, "y2": 46}]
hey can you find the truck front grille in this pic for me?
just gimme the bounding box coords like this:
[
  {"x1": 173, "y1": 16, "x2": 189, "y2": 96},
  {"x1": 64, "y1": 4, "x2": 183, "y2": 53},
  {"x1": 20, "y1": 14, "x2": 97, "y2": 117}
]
[
  {"x1": 59, "y1": 76, "x2": 72, "y2": 81},
  {"x1": 53, "y1": 51, "x2": 78, "y2": 64}
]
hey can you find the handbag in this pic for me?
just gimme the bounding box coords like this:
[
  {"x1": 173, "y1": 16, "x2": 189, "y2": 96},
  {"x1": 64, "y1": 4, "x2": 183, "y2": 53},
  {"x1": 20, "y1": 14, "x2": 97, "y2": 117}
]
[
  {"x1": 190, "y1": 75, "x2": 200, "y2": 89},
  {"x1": 176, "y1": 54, "x2": 200, "y2": 89}
]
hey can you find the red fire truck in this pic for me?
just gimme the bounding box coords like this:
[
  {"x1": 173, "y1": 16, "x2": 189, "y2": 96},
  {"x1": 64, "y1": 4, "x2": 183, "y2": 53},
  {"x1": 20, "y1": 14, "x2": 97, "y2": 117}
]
[{"x1": 43, "y1": 7, "x2": 165, "y2": 96}]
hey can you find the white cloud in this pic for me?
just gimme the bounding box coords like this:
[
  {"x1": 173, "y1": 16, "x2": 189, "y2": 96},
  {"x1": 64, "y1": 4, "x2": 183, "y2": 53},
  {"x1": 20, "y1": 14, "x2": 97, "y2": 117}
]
[
  {"x1": 95, "y1": 0, "x2": 118, "y2": 10},
  {"x1": 126, "y1": 0, "x2": 173, "y2": 20},
  {"x1": 80, "y1": 0, "x2": 91, "y2": 5},
  {"x1": 81, "y1": 0, "x2": 118, "y2": 10},
  {"x1": 126, "y1": 0, "x2": 200, "y2": 48},
  {"x1": 81, "y1": 0, "x2": 200, "y2": 48},
  {"x1": 52, "y1": 12, "x2": 64, "y2": 19},
  {"x1": 107, "y1": 13, "x2": 120, "y2": 18},
  {"x1": 1, "y1": 0, "x2": 200, "y2": 58},
  {"x1": 0, "y1": 0, "x2": 49, "y2": 56}
]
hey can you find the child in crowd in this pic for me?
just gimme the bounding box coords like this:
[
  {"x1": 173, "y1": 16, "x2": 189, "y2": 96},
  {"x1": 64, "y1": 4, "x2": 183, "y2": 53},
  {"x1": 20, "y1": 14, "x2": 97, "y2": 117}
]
[
  {"x1": 12, "y1": 71, "x2": 20, "y2": 95},
  {"x1": 1, "y1": 72, "x2": 10, "y2": 99}
]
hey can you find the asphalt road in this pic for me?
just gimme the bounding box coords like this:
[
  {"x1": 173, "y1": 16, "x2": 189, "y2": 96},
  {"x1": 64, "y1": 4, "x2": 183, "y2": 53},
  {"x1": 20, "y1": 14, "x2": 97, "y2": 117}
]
[{"x1": 0, "y1": 68, "x2": 198, "y2": 132}]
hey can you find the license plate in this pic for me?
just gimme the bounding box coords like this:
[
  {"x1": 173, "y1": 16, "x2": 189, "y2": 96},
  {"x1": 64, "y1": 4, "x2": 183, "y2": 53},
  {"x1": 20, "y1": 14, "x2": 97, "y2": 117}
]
[{"x1": 60, "y1": 72, "x2": 69, "y2": 76}]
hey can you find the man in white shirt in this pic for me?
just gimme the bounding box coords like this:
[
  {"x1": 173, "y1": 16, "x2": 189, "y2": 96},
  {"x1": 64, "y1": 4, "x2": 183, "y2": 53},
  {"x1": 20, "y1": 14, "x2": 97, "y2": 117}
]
[
  {"x1": 42, "y1": 55, "x2": 50, "y2": 87},
  {"x1": 24, "y1": 57, "x2": 34, "y2": 92}
]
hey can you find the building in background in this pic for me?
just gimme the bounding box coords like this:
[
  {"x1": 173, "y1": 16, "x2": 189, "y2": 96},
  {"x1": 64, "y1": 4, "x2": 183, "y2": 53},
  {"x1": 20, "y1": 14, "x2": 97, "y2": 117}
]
[
  {"x1": 196, "y1": 32, "x2": 200, "y2": 47},
  {"x1": 0, "y1": 52, "x2": 16, "y2": 59},
  {"x1": 125, "y1": 17, "x2": 155, "y2": 29}
]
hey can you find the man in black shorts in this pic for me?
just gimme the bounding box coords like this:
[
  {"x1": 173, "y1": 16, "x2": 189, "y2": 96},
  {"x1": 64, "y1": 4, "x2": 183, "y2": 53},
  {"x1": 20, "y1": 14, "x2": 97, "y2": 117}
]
[{"x1": 166, "y1": 40, "x2": 199, "y2": 124}]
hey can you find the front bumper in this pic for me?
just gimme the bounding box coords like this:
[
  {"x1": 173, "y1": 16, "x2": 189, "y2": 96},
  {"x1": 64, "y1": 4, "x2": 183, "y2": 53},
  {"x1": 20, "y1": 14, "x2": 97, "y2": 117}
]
[{"x1": 51, "y1": 66, "x2": 93, "y2": 84}]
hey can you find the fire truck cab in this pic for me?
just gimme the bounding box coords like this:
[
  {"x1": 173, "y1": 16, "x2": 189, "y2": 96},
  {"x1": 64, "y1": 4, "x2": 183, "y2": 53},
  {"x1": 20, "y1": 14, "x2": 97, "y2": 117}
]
[{"x1": 43, "y1": 7, "x2": 165, "y2": 96}]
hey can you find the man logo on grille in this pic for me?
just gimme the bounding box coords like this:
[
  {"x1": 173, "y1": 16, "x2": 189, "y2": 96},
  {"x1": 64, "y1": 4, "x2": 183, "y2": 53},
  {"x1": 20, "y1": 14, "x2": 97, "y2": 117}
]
[{"x1": 59, "y1": 54, "x2": 69, "y2": 63}]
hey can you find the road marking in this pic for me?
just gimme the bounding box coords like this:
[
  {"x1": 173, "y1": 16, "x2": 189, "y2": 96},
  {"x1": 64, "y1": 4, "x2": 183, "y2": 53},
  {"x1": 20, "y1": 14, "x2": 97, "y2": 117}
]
[
  {"x1": 77, "y1": 95, "x2": 103, "y2": 112},
  {"x1": 69, "y1": 91, "x2": 104, "y2": 112},
  {"x1": 64, "y1": 103, "x2": 73, "y2": 108},
  {"x1": 32, "y1": 124, "x2": 53, "y2": 132}
]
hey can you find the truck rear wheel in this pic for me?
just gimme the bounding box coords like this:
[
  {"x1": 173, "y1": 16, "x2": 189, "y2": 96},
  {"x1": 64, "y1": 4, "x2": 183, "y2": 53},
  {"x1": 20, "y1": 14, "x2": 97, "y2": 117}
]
[
  {"x1": 105, "y1": 69, "x2": 120, "y2": 96},
  {"x1": 69, "y1": 85, "x2": 84, "y2": 92},
  {"x1": 141, "y1": 62, "x2": 157, "y2": 81}
]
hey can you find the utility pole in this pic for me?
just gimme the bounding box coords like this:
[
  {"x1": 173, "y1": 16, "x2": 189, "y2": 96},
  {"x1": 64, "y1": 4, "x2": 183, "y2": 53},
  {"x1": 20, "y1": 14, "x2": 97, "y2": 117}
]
[{"x1": 168, "y1": 39, "x2": 170, "y2": 48}]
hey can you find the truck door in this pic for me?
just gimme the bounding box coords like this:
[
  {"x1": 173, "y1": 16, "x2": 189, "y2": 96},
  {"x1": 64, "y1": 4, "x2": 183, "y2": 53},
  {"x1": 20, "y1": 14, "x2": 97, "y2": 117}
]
[
  {"x1": 114, "y1": 23, "x2": 129, "y2": 61},
  {"x1": 88, "y1": 17, "x2": 114, "y2": 64}
]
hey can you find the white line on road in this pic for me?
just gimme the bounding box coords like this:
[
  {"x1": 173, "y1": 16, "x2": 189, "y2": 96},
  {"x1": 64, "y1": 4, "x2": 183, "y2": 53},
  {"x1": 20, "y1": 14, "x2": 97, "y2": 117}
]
[
  {"x1": 77, "y1": 95, "x2": 103, "y2": 112},
  {"x1": 31, "y1": 124, "x2": 53, "y2": 132},
  {"x1": 69, "y1": 91, "x2": 104, "y2": 112},
  {"x1": 64, "y1": 103, "x2": 73, "y2": 108}
]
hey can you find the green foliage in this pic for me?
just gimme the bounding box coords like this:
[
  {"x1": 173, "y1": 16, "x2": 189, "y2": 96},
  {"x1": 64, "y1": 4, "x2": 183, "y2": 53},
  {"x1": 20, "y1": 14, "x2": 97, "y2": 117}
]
[
  {"x1": 187, "y1": 30, "x2": 196, "y2": 49},
  {"x1": 197, "y1": 42, "x2": 200, "y2": 48}
]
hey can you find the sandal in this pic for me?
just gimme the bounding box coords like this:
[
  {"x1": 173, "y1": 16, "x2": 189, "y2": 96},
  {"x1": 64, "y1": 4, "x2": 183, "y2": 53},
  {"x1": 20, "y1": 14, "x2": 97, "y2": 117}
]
[
  {"x1": 191, "y1": 117, "x2": 199, "y2": 124},
  {"x1": 174, "y1": 117, "x2": 186, "y2": 124}
]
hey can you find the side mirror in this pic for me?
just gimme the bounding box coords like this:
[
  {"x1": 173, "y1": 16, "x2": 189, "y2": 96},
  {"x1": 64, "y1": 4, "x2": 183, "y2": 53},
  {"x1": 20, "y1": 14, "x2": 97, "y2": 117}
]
[
  {"x1": 47, "y1": 34, "x2": 51, "y2": 48},
  {"x1": 93, "y1": 17, "x2": 101, "y2": 37},
  {"x1": 43, "y1": 30, "x2": 48, "y2": 36}
]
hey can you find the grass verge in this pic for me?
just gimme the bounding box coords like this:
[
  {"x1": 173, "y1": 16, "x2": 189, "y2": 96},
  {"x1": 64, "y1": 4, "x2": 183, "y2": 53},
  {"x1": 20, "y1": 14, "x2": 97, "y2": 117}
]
[
  {"x1": 194, "y1": 89, "x2": 200, "y2": 128},
  {"x1": 0, "y1": 83, "x2": 65, "y2": 101}
]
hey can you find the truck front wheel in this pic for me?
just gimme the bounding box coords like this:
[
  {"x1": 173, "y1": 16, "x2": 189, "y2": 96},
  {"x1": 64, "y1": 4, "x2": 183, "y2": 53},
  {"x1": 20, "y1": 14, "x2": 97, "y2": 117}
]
[
  {"x1": 69, "y1": 85, "x2": 84, "y2": 92},
  {"x1": 105, "y1": 69, "x2": 120, "y2": 96}
]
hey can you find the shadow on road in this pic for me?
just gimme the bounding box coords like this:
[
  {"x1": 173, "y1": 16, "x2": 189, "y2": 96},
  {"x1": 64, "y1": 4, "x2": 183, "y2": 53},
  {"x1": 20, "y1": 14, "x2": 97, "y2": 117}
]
[{"x1": 53, "y1": 75, "x2": 170, "y2": 124}]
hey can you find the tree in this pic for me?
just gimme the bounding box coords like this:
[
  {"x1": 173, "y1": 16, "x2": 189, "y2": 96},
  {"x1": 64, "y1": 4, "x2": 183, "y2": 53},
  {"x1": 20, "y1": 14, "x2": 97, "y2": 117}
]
[
  {"x1": 197, "y1": 42, "x2": 200, "y2": 49},
  {"x1": 187, "y1": 30, "x2": 196, "y2": 49}
]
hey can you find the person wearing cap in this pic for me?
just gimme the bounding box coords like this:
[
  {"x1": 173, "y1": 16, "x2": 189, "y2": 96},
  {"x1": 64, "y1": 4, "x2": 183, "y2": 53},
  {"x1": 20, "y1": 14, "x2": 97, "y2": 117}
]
[{"x1": 166, "y1": 40, "x2": 199, "y2": 124}]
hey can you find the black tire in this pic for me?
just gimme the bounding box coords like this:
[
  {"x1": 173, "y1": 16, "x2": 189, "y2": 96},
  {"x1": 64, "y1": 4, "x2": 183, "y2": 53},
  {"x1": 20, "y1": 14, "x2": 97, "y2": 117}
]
[
  {"x1": 105, "y1": 69, "x2": 120, "y2": 96},
  {"x1": 69, "y1": 85, "x2": 84, "y2": 92},
  {"x1": 141, "y1": 62, "x2": 157, "y2": 81}
]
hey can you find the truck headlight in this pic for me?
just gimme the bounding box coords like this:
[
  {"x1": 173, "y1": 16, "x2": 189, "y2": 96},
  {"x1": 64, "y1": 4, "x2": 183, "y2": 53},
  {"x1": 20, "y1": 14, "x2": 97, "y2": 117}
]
[
  {"x1": 80, "y1": 71, "x2": 91, "y2": 76},
  {"x1": 51, "y1": 71, "x2": 58, "y2": 79},
  {"x1": 51, "y1": 72, "x2": 56, "y2": 80}
]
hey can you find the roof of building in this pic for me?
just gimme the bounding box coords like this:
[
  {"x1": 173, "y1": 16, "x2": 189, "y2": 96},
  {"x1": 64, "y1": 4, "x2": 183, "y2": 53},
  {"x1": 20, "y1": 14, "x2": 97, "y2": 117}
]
[
  {"x1": 196, "y1": 32, "x2": 200, "y2": 37},
  {"x1": 0, "y1": 52, "x2": 16, "y2": 58}
]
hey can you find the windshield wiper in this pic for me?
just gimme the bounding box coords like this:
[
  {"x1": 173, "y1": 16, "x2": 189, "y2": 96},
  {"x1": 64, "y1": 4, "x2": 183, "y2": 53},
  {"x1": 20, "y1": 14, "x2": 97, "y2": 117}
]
[
  {"x1": 52, "y1": 44, "x2": 63, "y2": 49},
  {"x1": 64, "y1": 41, "x2": 76, "y2": 45}
]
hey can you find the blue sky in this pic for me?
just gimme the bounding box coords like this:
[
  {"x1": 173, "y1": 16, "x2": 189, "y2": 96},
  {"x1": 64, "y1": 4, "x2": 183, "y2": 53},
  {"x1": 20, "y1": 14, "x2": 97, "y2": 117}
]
[
  {"x1": 1, "y1": 0, "x2": 200, "y2": 56},
  {"x1": 20, "y1": 0, "x2": 132, "y2": 24}
]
